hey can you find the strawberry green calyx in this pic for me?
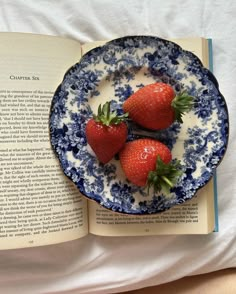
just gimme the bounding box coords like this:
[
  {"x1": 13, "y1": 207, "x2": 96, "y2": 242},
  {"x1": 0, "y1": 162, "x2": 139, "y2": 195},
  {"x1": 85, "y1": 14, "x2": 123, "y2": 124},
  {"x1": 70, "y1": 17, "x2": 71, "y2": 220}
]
[
  {"x1": 171, "y1": 91, "x2": 194, "y2": 123},
  {"x1": 147, "y1": 156, "x2": 183, "y2": 194},
  {"x1": 94, "y1": 101, "x2": 128, "y2": 126}
]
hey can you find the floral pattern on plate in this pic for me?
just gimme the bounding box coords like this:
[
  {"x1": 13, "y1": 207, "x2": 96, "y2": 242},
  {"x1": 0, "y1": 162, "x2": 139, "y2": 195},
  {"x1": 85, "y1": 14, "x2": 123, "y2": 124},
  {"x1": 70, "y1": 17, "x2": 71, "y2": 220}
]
[{"x1": 49, "y1": 36, "x2": 229, "y2": 214}]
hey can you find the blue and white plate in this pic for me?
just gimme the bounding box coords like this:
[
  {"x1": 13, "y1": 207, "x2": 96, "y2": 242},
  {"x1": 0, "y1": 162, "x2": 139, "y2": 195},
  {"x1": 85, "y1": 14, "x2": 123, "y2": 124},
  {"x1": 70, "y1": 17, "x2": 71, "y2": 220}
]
[{"x1": 49, "y1": 36, "x2": 229, "y2": 214}]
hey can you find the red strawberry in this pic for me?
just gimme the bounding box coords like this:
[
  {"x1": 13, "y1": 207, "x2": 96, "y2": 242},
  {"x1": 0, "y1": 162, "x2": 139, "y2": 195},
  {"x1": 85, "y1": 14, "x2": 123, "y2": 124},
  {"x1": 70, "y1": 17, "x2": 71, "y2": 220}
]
[
  {"x1": 86, "y1": 102, "x2": 128, "y2": 164},
  {"x1": 119, "y1": 138, "x2": 182, "y2": 193},
  {"x1": 123, "y1": 82, "x2": 193, "y2": 130}
]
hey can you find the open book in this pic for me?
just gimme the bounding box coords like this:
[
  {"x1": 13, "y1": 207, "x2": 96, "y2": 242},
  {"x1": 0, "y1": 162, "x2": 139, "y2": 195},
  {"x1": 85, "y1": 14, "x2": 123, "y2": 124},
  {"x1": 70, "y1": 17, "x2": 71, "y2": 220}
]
[{"x1": 0, "y1": 33, "x2": 218, "y2": 250}]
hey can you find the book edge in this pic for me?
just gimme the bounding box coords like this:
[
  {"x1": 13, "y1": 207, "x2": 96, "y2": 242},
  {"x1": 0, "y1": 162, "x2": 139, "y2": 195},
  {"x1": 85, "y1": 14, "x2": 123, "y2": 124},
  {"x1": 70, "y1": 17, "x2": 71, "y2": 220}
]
[{"x1": 207, "y1": 38, "x2": 219, "y2": 232}]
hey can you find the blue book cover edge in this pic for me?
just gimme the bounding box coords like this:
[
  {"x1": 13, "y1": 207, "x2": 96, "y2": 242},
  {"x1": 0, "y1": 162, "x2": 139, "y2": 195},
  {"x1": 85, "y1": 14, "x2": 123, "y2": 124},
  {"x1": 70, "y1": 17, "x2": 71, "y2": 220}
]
[{"x1": 208, "y1": 38, "x2": 219, "y2": 232}]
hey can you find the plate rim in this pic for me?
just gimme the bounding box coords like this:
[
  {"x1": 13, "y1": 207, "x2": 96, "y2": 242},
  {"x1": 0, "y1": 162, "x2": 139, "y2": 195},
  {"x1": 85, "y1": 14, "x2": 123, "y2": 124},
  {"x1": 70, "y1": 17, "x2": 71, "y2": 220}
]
[{"x1": 49, "y1": 35, "x2": 229, "y2": 215}]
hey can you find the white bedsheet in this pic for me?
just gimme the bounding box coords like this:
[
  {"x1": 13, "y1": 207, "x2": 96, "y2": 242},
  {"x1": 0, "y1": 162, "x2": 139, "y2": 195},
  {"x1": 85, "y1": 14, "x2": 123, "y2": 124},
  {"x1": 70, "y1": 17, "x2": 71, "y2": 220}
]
[{"x1": 0, "y1": 1, "x2": 235, "y2": 293}]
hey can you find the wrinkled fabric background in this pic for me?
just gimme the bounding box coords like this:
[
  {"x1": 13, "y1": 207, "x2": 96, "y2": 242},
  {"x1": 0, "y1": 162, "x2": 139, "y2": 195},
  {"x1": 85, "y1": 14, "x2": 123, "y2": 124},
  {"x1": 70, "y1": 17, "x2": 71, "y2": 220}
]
[{"x1": 0, "y1": 0, "x2": 235, "y2": 293}]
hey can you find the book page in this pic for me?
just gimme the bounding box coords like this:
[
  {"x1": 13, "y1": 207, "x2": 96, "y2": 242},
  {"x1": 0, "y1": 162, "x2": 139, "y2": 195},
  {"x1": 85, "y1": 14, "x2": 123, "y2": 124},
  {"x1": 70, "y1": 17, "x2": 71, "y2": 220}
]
[
  {"x1": 0, "y1": 33, "x2": 88, "y2": 250},
  {"x1": 88, "y1": 179, "x2": 214, "y2": 235},
  {"x1": 83, "y1": 37, "x2": 216, "y2": 235}
]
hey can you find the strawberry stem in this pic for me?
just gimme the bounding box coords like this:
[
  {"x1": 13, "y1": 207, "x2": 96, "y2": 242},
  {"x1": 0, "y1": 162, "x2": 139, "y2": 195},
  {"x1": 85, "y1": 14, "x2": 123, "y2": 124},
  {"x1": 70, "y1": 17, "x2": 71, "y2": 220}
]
[
  {"x1": 161, "y1": 175, "x2": 174, "y2": 188},
  {"x1": 147, "y1": 156, "x2": 183, "y2": 194},
  {"x1": 171, "y1": 91, "x2": 194, "y2": 123},
  {"x1": 93, "y1": 101, "x2": 128, "y2": 126}
]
